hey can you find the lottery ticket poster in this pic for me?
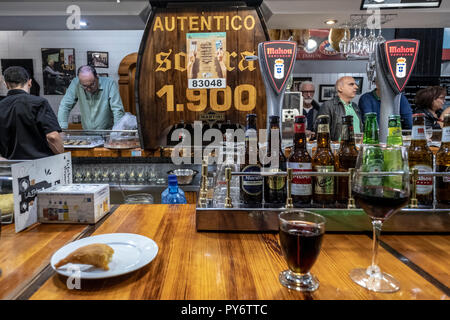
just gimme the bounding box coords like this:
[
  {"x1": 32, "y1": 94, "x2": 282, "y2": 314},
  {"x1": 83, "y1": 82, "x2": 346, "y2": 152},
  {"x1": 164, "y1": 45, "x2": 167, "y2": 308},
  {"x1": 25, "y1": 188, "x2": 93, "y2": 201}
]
[{"x1": 187, "y1": 32, "x2": 226, "y2": 89}]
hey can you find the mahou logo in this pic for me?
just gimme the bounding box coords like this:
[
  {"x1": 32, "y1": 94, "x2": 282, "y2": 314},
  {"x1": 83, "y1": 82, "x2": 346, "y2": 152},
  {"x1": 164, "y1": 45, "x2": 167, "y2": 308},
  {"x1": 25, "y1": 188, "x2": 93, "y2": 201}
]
[
  {"x1": 382, "y1": 39, "x2": 420, "y2": 94},
  {"x1": 259, "y1": 41, "x2": 297, "y2": 94}
]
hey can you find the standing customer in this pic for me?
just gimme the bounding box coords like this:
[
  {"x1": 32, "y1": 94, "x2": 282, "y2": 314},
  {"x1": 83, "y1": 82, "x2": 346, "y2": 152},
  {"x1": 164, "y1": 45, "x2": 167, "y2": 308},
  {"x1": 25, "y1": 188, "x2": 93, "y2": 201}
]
[
  {"x1": 0, "y1": 66, "x2": 63, "y2": 160},
  {"x1": 315, "y1": 76, "x2": 363, "y2": 141},
  {"x1": 58, "y1": 65, "x2": 125, "y2": 130},
  {"x1": 414, "y1": 86, "x2": 449, "y2": 129},
  {"x1": 358, "y1": 78, "x2": 413, "y2": 129}
]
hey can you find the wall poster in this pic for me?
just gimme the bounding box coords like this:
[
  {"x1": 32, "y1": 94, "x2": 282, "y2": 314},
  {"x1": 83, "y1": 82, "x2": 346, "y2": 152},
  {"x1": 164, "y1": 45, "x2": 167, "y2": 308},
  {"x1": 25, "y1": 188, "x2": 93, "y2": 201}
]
[
  {"x1": 186, "y1": 32, "x2": 227, "y2": 89},
  {"x1": 41, "y1": 48, "x2": 76, "y2": 95}
]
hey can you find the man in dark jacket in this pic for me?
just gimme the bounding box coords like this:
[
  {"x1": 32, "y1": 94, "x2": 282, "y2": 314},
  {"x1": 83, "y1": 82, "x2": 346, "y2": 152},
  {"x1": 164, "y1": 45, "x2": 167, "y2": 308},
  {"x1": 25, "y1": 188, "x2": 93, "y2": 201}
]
[
  {"x1": 315, "y1": 76, "x2": 363, "y2": 141},
  {"x1": 0, "y1": 66, "x2": 64, "y2": 160}
]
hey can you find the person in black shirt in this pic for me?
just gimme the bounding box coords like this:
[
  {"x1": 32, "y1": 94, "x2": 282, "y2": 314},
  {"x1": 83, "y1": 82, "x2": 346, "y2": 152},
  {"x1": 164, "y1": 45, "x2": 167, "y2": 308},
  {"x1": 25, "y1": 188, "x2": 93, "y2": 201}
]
[{"x1": 0, "y1": 66, "x2": 64, "y2": 160}]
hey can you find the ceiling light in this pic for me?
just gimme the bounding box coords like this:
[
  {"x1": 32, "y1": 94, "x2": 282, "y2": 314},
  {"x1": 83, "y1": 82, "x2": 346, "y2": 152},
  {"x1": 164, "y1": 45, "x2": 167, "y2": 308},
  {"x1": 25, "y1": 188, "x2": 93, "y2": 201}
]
[
  {"x1": 79, "y1": 21, "x2": 87, "y2": 27},
  {"x1": 325, "y1": 19, "x2": 337, "y2": 25},
  {"x1": 373, "y1": 0, "x2": 385, "y2": 3}
]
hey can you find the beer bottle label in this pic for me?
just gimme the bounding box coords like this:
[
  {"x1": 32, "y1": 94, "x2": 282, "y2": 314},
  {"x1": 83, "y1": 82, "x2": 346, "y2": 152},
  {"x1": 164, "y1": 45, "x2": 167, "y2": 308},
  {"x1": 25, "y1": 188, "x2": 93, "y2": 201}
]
[
  {"x1": 314, "y1": 165, "x2": 334, "y2": 194},
  {"x1": 288, "y1": 162, "x2": 312, "y2": 196},
  {"x1": 294, "y1": 122, "x2": 306, "y2": 133},
  {"x1": 241, "y1": 165, "x2": 263, "y2": 195},
  {"x1": 412, "y1": 125, "x2": 426, "y2": 140},
  {"x1": 317, "y1": 124, "x2": 329, "y2": 133},
  {"x1": 442, "y1": 127, "x2": 450, "y2": 143},
  {"x1": 268, "y1": 168, "x2": 286, "y2": 190},
  {"x1": 413, "y1": 164, "x2": 433, "y2": 195},
  {"x1": 341, "y1": 124, "x2": 354, "y2": 141}
]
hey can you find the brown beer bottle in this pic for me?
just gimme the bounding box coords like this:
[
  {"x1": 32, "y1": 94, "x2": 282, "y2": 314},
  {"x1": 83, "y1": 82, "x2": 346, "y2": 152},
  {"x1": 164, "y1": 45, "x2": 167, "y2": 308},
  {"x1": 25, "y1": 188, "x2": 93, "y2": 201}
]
[
  {"x1": 436, "y1": 114, "x2": 450, "y2": 206},
  {"x1": 240, "y1": 114, "x2": 263, "y2": 206},
  {"x1": 408, "y1": 113, "x2": 434, "y2": 206},
  {"x1": 288, "y1": 115, "x2": 312, "y2": 206},
  {"x1": 263, "y1": 115, "x2": 287, "y2": 207},
  {"x1": 312, "y1": 115, "x2": 335, "y2": 206},
  {"x1": 337, "y1": 115, "x2": 358, "y2": 204}
]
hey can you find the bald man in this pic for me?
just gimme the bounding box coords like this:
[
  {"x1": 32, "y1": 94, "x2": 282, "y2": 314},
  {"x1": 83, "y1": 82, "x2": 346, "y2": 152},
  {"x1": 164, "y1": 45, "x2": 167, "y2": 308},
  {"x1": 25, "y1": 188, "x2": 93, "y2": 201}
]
[
  {"x1": 315, "y1": 76, "x2": 363, "y2": 141},
  {"x1": 58, "y1": 65, "x2": 125, "y2": 130}
]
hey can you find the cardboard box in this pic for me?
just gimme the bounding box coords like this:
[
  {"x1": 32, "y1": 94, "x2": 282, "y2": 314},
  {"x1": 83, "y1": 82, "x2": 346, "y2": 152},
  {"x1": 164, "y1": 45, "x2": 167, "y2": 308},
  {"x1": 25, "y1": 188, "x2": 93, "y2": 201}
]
[{"x1": 37, "y1": 184, "x2": 110, "y2": 224}]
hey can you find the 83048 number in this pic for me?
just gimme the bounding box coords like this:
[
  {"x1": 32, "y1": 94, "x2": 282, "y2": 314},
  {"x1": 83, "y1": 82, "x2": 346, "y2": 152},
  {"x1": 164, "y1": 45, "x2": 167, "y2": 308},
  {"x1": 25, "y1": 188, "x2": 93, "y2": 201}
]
[{"x1": 188, "y1": 78, "x2": 225, "y2": 89}]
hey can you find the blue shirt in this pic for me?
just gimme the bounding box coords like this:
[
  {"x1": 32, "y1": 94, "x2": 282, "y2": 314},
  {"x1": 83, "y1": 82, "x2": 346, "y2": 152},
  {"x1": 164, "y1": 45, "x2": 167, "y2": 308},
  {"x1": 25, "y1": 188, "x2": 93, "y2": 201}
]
[
  {"x1": 358, "y1": 90, "x2": 413, "y2": 129},
  {"x1": 58, "y1": 77, "x2": 125, "y2": 130}
]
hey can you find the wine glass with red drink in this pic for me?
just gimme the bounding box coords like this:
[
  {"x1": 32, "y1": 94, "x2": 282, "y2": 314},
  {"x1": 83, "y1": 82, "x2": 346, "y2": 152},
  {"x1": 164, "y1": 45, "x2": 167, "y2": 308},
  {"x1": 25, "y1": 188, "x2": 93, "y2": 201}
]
[
  {"x1": 278, "y1": 210, "x2": 326, "y2": 292},
  {"x1": 350, "y1": 144, "x2": 410, "y2": 293}
]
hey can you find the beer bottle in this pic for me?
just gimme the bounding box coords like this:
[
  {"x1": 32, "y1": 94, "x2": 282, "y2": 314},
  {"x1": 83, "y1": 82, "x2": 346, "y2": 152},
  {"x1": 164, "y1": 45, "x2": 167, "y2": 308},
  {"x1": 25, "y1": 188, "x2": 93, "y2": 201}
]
[
  {"x1": 263, "y1": 115, "x2": 287, "y2": 207},
  {"x1": 363, "y1": 112, "x2": 379, "y2": 144},
  {"x1": 337, "y1": 115, "x2": 358, "y2": 204},
  {"x1": 383, "y1": 115, "x2": 404, "y2": 196},
  {"x1": 408, "y1": 113, "x2": 434, "y2": 206},
  {"x1": 312, "y1": 115, "x2": 335, "y2": 205},
  {"x1": 288, "y1": 115, "x2": 312, "y2": 206},
  {"x1": 386, "y1": 115, "x2": 403, "y2": 146},
  {"x1": 436, "y1": 114, "x2": 450, "y2": 206},
  {"x1": 240, "y1": 114, "x2": 263, "y2": 206},
  {"x1": 361, "y1": 112, "x2": 383, "y2": 187}
]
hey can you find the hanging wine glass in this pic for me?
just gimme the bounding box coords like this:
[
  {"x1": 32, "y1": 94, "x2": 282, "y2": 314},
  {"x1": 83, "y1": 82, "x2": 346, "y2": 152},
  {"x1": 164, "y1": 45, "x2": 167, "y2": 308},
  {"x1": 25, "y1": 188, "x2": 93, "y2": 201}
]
[
  {"x1": 376, "y1": 27, "x2": 385, "y2": 44},
  {"x1": 350, "y1": 28, "x2": 359, "y2": 55},
  {"x1": 361, "y1": 27, "x2": 370, "y2": 56},
  {"x1": 367, "y1": 27, "x2": 377, "y2": 55},
  {"x1": 339, "y1": 27, "x2": 350, "y2": 55}
]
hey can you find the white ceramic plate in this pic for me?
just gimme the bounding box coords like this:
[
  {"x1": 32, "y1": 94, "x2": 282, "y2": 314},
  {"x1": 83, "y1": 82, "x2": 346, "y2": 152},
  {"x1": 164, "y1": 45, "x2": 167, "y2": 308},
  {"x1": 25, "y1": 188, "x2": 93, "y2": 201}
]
[{"x1": 50, "y1": 233, "x2": 158, "y2": 279}]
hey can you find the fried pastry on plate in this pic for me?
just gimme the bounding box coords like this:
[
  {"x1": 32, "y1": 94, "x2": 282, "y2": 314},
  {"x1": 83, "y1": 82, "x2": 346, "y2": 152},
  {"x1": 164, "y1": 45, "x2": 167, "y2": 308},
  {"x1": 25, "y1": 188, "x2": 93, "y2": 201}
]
[{"x1": 55, "y1": 243, "x2": 114, "y2": 270}]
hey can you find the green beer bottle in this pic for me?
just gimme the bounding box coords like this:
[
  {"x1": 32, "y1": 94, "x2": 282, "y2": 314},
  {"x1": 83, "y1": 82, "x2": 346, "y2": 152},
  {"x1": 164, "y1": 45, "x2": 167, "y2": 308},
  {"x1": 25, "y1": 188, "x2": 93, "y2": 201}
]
[
  {"x1": 386, "y1": 115, "x2": 403, "y2": 146},
  {"x1": 384, "y1": 115, "x2": 404, "y2": 196},
  {"x1": 362, "y1": 113, "x2": 383, "y2": 187},
  {"x1": 363, "y1": 112, "x2": 379, "y2": 144}
]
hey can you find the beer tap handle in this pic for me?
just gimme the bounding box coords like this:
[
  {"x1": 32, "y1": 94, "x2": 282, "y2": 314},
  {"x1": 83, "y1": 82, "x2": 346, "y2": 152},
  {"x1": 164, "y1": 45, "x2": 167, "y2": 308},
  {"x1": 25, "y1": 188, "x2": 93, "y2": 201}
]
[
  {"x1": 286, "y1": 168, "x2": 294, "y2": 209},
  {"x1": 199, "y1": 156, "x2": 209, "y2": 207},
  {"x1": 347, "y1": 168, "x2": 356, "y2": 209},
  {"x1": 224, "y1": 167, "x2": 233, "y2": 208},
  {"x1": 409, "y1": 168, "x2": 419, "y2": 208}
]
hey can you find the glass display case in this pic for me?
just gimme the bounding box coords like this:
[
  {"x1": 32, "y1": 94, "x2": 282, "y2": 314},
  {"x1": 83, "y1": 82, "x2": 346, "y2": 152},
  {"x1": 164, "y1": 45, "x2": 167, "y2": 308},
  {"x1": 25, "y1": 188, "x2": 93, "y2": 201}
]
[
  {"x1": 63, "y1": 129, "x2": 140, "y2": 150},
  {"x1": 0, "y1": 160, "x2": 28, "y2": 224}
]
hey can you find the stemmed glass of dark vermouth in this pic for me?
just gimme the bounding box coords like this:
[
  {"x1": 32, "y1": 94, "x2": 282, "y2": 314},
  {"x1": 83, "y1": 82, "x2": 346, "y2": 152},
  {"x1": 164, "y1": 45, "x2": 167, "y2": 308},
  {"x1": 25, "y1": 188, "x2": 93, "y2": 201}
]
[
  {"x1": 278, "y1": 210, "x2": 326, "y2": 292},
  {"x1": 350, "y1": 144, "x2": 410, "y2": 293}
]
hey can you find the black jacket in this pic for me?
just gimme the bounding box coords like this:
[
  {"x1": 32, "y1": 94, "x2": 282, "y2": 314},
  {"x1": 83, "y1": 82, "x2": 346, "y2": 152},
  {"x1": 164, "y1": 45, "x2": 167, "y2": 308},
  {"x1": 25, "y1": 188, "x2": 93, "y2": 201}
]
[
  {"x1": 315, "y1": 96, "x2": 363, "y2": 141},
  {"x1": 413, "y1": 107, "x2": 442, "y2": 130}
]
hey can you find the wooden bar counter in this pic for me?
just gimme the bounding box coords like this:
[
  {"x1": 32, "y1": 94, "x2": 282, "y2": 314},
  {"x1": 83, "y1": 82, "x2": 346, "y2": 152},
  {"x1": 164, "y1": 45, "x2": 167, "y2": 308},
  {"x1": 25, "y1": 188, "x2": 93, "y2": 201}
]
[{"x1": 14, "y1": 204, "x2": 446, "y2": 300}]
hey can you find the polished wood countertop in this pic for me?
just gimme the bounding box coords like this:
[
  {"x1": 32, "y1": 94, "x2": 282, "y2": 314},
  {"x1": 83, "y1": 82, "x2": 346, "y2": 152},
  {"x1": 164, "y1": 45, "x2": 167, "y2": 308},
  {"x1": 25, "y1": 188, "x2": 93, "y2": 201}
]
[
  {"x1": 0, "y1": 223, "x2": 88, "y2": 300},
  {"x1": 21, "y1": 204, "x2": 448, "y2": 300}
]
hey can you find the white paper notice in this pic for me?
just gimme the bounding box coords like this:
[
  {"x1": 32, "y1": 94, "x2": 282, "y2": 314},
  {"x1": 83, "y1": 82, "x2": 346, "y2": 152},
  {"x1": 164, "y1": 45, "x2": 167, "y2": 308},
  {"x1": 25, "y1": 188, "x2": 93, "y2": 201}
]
[{"x1": 12, "y1": 152, "x2": 72, "y2": 232}]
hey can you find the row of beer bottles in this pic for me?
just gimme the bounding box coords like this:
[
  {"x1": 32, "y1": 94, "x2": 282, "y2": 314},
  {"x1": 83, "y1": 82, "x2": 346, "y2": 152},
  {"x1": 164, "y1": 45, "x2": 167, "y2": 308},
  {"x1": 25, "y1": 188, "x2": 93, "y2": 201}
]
[
  {"x1": 166, "y1": 120, "x2": 243, "y2": 146},
  {"x1": 240, "y1": 113, "x2": 355, "y2": 207},
  {"x1": 240, "y1": 112, "x2": 450, "y2": 207}
]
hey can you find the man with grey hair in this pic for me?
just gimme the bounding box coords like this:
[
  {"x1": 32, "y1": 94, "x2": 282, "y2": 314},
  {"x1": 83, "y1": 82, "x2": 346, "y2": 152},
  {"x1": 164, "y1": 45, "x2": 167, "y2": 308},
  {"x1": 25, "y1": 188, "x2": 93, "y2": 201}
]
[
  {"x1": 58, "y1": 65, "x2": 125, "y2": 130},
  {"x1": 315, "y1": 76, "x2": 362, "y2": 141},
  {"x1": 283, "y1": 80, "x2": 320, "y2": 135}
]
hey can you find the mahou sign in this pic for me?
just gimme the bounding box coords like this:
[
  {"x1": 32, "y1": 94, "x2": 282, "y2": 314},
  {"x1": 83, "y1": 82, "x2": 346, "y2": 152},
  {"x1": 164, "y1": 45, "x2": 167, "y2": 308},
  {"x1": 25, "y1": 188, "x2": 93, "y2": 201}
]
[{"x1": 381, "y1": 39, "x2": 420, "y2": 94}]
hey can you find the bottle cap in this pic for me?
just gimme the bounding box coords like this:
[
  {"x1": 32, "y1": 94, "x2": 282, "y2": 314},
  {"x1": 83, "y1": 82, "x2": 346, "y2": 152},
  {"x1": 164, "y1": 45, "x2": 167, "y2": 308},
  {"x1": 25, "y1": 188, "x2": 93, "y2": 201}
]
[{"x1": 168, "y1": 174, "x2": 178, "y2": 186}]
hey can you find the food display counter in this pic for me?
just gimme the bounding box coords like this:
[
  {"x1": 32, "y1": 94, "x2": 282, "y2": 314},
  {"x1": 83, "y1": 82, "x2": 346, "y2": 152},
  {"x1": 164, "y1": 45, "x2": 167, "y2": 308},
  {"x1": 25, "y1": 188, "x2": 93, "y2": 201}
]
[{"x1": 0, "y1": 204, "x2": 447, "y2": 300}]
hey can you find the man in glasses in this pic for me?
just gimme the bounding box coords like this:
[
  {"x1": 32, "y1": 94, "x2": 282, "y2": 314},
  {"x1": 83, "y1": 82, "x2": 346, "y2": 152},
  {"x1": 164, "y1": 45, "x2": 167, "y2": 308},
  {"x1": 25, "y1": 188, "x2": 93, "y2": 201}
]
[
  {"x1": 299, "y1": 81, "x2": 321, "y2": 133},
  {"x1": 57, "y1": 65, "x2": 125, "y2": 130}
]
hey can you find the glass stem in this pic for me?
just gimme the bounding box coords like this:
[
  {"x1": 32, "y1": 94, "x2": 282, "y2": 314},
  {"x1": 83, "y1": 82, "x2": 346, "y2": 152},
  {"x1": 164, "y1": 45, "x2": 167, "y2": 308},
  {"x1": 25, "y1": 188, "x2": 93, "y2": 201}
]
[{"x1": 371, "y1": 219, "x2": 383, "y2": 270}]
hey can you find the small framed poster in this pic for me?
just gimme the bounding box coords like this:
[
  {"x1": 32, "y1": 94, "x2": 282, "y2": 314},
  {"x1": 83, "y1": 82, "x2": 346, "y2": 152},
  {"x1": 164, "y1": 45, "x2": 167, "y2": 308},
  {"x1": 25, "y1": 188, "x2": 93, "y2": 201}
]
[
  {"x1": 354, "y1": 77, "x2": 364, "y2": 95},
  {"x1": 319, "y1": 84, "x2": 336, "y2": 102},
  {"x1": 87, "y1": 51, "x2": 109, "y2": 68}
]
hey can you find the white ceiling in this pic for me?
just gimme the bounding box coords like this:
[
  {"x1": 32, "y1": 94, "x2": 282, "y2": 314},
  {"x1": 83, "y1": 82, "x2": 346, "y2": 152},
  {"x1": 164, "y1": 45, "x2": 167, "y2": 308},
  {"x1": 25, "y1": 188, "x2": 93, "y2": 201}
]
[{"x1": 0, "y1": 0, "x2": 449, "y2": 30}]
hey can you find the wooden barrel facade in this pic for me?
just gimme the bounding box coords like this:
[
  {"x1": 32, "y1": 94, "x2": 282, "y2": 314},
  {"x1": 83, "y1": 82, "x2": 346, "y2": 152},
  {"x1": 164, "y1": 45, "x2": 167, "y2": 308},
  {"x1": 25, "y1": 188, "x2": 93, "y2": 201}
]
[{"x1": 136, "y1": 1, "x2": 269, "y2": 150}]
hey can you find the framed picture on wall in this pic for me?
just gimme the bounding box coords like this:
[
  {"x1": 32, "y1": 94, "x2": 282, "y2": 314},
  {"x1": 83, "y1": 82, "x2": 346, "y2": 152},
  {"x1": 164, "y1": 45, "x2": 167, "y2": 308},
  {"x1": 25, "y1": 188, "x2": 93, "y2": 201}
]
[
  {"x1": 319, "y1": 84, "x2": 335, "y2": 102},
  {"x1": 87, "y1": 51, "x2": 109, "y2": 68},
  {"x1": 354, "y1": 77, "x2": 363, "y2": 95},
  {"x1": 41, "y1": 48, "x2": 76, "y2": 95},
  {"x1": 292, "y1": 77, "x2": 313, "y2": 92}
]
